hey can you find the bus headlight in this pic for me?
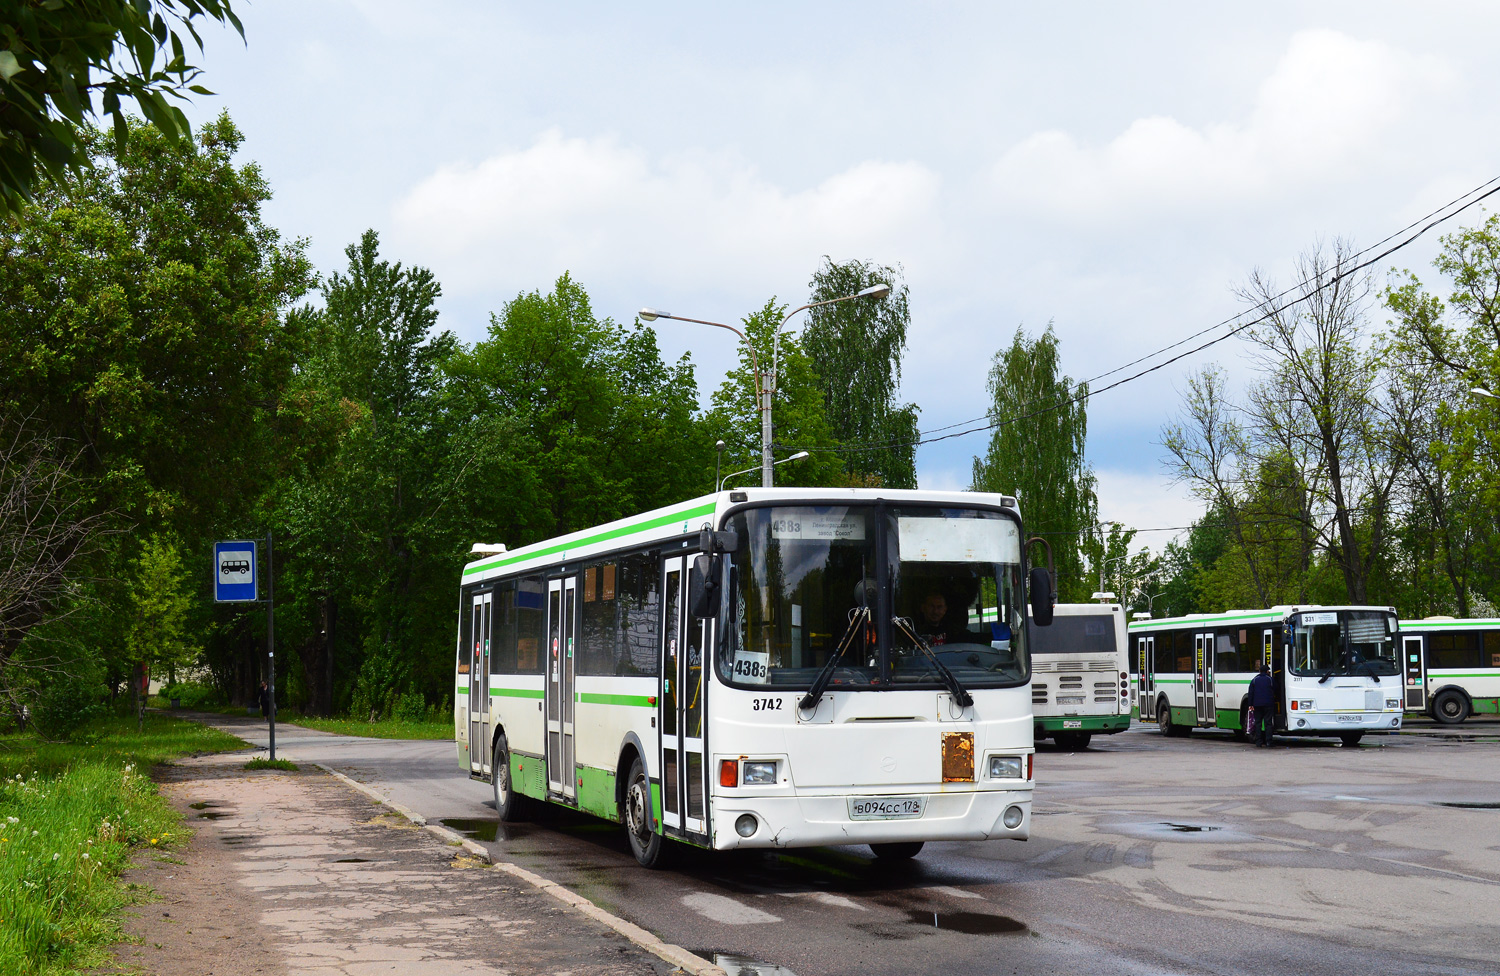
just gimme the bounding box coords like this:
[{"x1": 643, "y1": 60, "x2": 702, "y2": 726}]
[
  {"x1": 1385, "y1": 699, "x2": 1400, "y2": 709},
  {"x1": 735, "y1": 814, "x2": 758, "y2": 837},
  {"x1": 742, "y1": 761, "x2": 777, "y2": 785},
  {"x1": 988, "y1": 756, "x2": 1022, "y2": 779},
  {"x1": 1002, "y1": 805, "x2": 1024, "y2": 829}
]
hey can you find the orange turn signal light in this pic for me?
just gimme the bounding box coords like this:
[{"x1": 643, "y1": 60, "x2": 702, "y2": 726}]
[{"x1": 719, "y1": 759, "x2": 738, "y2": 788}]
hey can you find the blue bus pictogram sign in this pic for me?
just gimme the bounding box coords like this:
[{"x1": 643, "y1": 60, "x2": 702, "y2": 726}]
[{"x1": 214, "y1": 540, "x2": 258, "y2": 602}]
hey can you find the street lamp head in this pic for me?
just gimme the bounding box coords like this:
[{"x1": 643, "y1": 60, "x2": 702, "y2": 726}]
[
  {"x1": 857, "y1": 283, "x2": 891, "y2": 299},
  {"x1": 785, "y1": 450, "x2": 810, "y2": 462},
  {"x1": 1469, "y1": 387, "x2": 1497, "y2": 399},
  {"x1": 638, "y1": 307, "x2": 664, "y2": 322}
]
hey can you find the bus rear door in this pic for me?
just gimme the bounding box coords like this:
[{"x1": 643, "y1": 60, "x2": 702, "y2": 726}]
[
  {"x1": 1194, "y1": 632, "x2": 1214, "y2": 726},
  {"x1": 1137, "y1": 635, "x2": 1154, "y2": 718},
  {"x1": 659, "y1": 555, "x2": 708, "y2": 837},
  {"x1": 469, "y1": 591, "x2": 491, "y2": 776}
]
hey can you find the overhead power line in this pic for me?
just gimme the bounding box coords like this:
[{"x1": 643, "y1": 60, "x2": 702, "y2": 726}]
[{"x1": 791, "y1": 173, "x2": 1500, "y2": 456}]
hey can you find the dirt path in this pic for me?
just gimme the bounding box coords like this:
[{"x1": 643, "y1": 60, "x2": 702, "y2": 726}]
[{"x1": 107, "y1": 752, "x2": 671, "y2": 976}]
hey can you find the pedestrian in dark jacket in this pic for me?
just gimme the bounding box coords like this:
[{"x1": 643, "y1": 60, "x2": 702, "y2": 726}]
[
  {"x1": 258, "y1": 680, "x2": 272, "y2": 719},
  {"x1": 1248, "y1": 664, "x2": 1275, "y2": 746}
]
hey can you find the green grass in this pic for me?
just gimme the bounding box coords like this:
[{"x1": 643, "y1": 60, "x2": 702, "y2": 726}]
[
  {"x1": 0, "y1": 714, "x2": 245, "y2": 974},
  {"x1": 277, "y1": 712, "x2": 453, "y2": 740},
  {"x1": 243, "y1": 758, "x2": 298, "y2": 771}
]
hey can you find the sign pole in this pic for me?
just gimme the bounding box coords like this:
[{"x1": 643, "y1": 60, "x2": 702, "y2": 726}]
[{"x1": 266, "y1": 530, "x2": 276, "y2": 762}]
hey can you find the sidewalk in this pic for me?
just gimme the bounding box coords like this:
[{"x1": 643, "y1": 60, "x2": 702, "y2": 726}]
[{"x1": 111, "y1": 748, "x2": 713, "y2": 976}]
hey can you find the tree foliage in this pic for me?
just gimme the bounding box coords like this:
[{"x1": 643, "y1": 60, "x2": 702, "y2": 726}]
[
  {"x1": 0, "y1": 0, "x2": 242, "y2": 215},
  {"x1": 802, "y1": 258, "x2": 919, "y2": 488},
  {"x1": 971, "y1": 323, "x2": 1098, "y2": 601}
]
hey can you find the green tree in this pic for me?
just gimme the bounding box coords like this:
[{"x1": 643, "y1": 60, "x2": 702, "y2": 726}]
[
  {"x1": 0, "y1": 0, "x2": 242, "y2": 215},
  {"x1": 802, "y1": 258, "x2": 919, "y2": 487},
  {"x1": 122, "y1": 535, "x2": 198, "y2": 684},
  {"x1": 704, "y1": 300, "x2": 844, "y2": 489},
  {"x1": 971, "y1": 323, "x2": 1098, "y2": 601},
  {"x1": 0, "y1": 113, "x2": 312, "y2": 671}
]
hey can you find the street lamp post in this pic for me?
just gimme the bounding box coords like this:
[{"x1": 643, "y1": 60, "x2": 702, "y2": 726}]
[
  {"x1": 640, "y1": 283, "x2": 890, "y2": 489},
  {"x1": 720, "y1": 450, "x2": 809, "y2": 491}
]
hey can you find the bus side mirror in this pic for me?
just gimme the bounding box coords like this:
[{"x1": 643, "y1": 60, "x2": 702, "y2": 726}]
[
  {"x1": 690, "y1": 554, "x2": 720, "y2": 619},
  {"x1": 697, "y1": 528, "x2": 739, "y2": 554},
  {"x1": 1028, "y1": 567, "x2": 1054, "y2": 626}
]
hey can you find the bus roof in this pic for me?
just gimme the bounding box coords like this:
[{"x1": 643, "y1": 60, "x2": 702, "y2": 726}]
[
  {"x1": 460, "y1": 487, "x2": 1022, "y2": 584},
  {"x1": 1128, "y1": 605, "x2": 1398, "y2": 632},
  {"x1": 1398, "y1": 617, "x2": 1500, "y2": 631}
]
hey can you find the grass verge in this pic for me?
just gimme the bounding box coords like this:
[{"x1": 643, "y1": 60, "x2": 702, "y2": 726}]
[
  {"x1": 0, "y1": 714, "x2": 244, "y2": 974},
  {"x1": 244, "y1": 758, "x2": 298, "y2": 771},
  {"x1": 277, "y1": 712, "x2": 452, "y2": 740}
]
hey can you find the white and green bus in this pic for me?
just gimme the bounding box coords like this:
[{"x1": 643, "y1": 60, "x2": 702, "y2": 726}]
[
  {"x1": 1398, "y1": 617, "x2": 1500, "y2": 724},
  {"x1": 1028, "y1": 603, "x2": 1130, "y2": 750},
  {"x1": 455, "y1": 487, "x2": 1052, "y2": 867},
  {"x1": 1131, "y1": 605, "x2": 1404, "y2": 746}
]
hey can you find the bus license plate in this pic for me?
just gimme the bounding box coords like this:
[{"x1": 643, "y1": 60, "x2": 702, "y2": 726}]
[
  {"x1": 848, "y1": 796, "x2": 926, "y2": 821},
  {"x1": 1337, "y1": 714, "x2": 1362, "y2": 723}
]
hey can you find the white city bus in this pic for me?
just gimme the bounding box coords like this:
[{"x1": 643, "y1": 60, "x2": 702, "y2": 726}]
[
  {"x1": 1131, "y1": 605, "x2": 1404, "y2": 746},
  {"x1": 1028, "y1": 603, "x2": 1130, "y2": 750},
  {"x1": 1398, "y1": 617, "x2": 1500, "y2": 724},
  {"x1": 455, "y1": 487, "x2": 1052, "y2": 867}
]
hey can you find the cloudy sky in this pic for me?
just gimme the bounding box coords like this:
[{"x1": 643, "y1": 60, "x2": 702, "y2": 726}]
[{"x1": 183, "y1": 2, "x2": 1500, "y2": 551}]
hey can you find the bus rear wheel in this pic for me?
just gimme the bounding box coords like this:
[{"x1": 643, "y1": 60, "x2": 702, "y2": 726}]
[
  {"x1": 622, "y1": 755, "x2": 669, "y2": 869},
  {"x1": 1054, "y1": 732, "x2": 1092, "y2": 750},
  {"x1": 870, "y1": 841, "x2": 924, "y2": 860},
  {"x1": 493, "y1": 735, "x2": 529, "y2": 822},
  {"x1": 1157, "y1": 702, "x2": 1187, "y2": 737},
  {"x1": 1432, "y1": 690, "x2": 1470, "y2": 725},
  {"x1": 1339, "y1": 732, "x2": 1364, "y2": 747}
]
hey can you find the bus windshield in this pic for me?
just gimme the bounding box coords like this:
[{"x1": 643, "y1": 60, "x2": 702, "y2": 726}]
[
  {"x1": 1030, "y1": 614, "x2": 1117, "y2": 655},
  {"x1": 719, "y1": 504, "x2": 1028, "y2": 691},
  {"x1": 1290, "y1": 610, "x2": 1400, "y2": 677}
]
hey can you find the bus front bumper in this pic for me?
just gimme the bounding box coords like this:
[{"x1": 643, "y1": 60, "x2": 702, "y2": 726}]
[
  {"x1": 1285, "y1": 711, "x2": 1403, "y2": 733},
  {"x1": 710, "y1": 787, "x2": 1032, "y2": 851}
]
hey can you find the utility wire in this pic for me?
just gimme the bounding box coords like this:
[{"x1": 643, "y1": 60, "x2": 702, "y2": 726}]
[{"x1": 789, "y1": 173, "x2": 1500, "y2": 455}]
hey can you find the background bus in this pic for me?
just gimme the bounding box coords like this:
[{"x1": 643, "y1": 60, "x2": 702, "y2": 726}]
[
  {"x1": 1398, "y1": 617, "x2": 1500, "y2": 724},
  {"x1": 456, "y1": 488, "x2": 1052, "y2": 867},
  {"x1": 1028, "y1": 602, "x2": 1130, "y2": 750},
  {"x1": 1131, "y1": 605, "x2": 1404, "y2": 746}
]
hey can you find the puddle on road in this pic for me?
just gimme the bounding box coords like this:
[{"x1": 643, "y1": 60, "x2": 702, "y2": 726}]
[
  {"x1": 1436, "y1": 801, "x2": 1500, "y2": 809},
  {"x1": 904, "y1": 909, "x2": 1028, "y2": 935},
  {"x1": 440, "y1": 818, "x2": 499, "y2": 842},
  {"x1": 197, "y1": 811, "x2": 232, "y2": 820},
  {"x1": 1162, "y1": 822, "x2": 1221, "y2": 833},
  {"x1": 1109, "y1": 820, "x2": 1245, "y2": 843},
  {"x1": 188, "y1": 802, "x2": 213, "y2": 810},
  {"x1": 334, "y1": 857, "x2": 370, "y2": 863},
  {"x1": 689, "y1": 951, "x2": 798, "y2": 975}
]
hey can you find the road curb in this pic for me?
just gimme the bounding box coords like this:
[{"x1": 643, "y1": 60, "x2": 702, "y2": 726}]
[{"x1": 307, "y1": 761, "x2": 725, "y2": 976}]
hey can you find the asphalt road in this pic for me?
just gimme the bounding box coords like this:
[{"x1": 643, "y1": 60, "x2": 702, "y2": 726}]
[{"x1": 212, "y1": 714, "x2": 1500, "y2": 976}]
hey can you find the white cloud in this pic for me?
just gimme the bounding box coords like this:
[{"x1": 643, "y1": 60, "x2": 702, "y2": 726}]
[
  {"x1": 1094, "y1": 467, "x2": 1204, "y2": 554},
  {"x1": 391, "y1": 129, "x2": 942, "y2": 301},
  {"x1": 987, "y1": 29, "x2": 1453, "y2": 221}
]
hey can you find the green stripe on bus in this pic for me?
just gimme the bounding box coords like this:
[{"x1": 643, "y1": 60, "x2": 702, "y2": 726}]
[
  {"x1": 456, "y1": 687, "x2": 468, "y2": 695},
  {"x1": 463, "y1": 501, "x2": 718, "y2": 578},
  {"x1": 1130, "y1": 610, "x2": 1279, "y2": 629},
  {"x1": 578, "y1": 692, "x2": 655, "y2": 708},
  {"x1": 1426, "y1": 671, "x2": 1500, "y2": 678},
  {"x1": 490, "y1": 687, "x2": 545, "y2": 699}
]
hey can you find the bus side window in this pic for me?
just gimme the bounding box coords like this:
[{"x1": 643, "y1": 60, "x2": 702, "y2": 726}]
[{"x1": 491, "y1": 582, "x2": 518, "y2": 674}]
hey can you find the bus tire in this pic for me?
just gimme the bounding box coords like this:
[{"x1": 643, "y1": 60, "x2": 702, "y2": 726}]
[
  {"x1": 1054, "y1": 732, "x2": 1091, "y2": 750},
  {"x1": 1339, "y1": 732, "x2": 1364, "y2": 747},
  {"x1": 493, "y1": 735, "x2": 529, "y2": 822},
  {"x1": 1157, "y1": 702, "x2": 1186, "y2": 737},
  {"x1": 622, "y1": 755, "x2": 669, "y2": 869},
  {"x1": 870, "y1": 841, "x2": 924, "y2": 860},
  {"x1": 1432, "y1": 689, "x2": 1470, "y2": 725}
]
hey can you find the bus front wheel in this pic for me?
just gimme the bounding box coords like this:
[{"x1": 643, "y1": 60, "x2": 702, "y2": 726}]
[
  {"x1": 493, "y1": 735, "x2": 529, "y2": 822},
  {"x1": 1432, "y1": 690, "x2": 1470, "y2": 725},
  {"x1": 622, "y1": 755, "x2": 669, "y2": 869},
  {"x1": 870, "y1": 841, "x2": 924, "y2": 860}
]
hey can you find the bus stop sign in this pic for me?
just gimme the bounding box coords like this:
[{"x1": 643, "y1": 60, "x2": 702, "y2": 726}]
[{"x1": 214, "y1": 540, "x2": 258, "y2": 602}]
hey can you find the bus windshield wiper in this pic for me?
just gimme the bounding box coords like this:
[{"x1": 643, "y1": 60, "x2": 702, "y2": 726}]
[
  {"x1": 892, "y1": 616, "x2": 974, "y2": 707},
  {"x1": 799, "y1": 606, "x2": 869, "y2": 711}
]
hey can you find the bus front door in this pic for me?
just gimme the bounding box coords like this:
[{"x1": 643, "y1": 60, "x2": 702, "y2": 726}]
[
  {"x1": 469, "y1": 591, "x2": 491, "y2": 776},
  {"x1": 1136, "y1": 635, "x2": 1154, "y2": 718},
  {"x1": 1404, "y1": 635, "x2": 1426, "y2": 711},
  {"x1": 1195, "y1": 632, "x2": 1214, "y2": 726},
  {"x1": 545, "y1": 576, "x2": 577, "y2": 800},
  {"x1": 659, "y1": 556, "x2": 708, "y2": 837}
]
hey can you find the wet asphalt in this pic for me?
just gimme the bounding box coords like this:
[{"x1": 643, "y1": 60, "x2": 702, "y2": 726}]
[{"x1": 203, "y1": 712, "x2": 1500, "y2": 976}]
